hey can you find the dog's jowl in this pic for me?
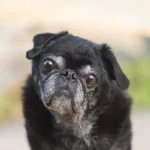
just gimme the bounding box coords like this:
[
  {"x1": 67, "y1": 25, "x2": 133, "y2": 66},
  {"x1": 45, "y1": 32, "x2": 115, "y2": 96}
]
[{"x1": 23, "y1": 31, "x2": 132, "y2": 150}]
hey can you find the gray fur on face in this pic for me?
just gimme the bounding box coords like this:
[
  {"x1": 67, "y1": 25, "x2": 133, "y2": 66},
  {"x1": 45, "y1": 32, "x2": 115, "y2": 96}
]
[
  {"x1": 79, "y1": 65, "x2": 91, "y2": 75},
  {"x1": 40, "y1": 71, "x2": 85, "y2": 122},
  {"x1": 47, "y1": 55, "x2": 65, "y2": 68},
  {"x1": 33, "y1": 62, "x2": 98, "y2": 141},
  {"x1": 44, "y1": 74, "x2": 58, "y2": 101}
]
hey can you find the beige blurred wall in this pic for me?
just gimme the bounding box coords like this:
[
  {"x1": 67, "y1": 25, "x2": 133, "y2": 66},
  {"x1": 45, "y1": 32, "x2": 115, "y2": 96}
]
[
  {"x1": 1, "y1": 0, "x2": 150, "y2": 53},
  {"x1": 0, "y1": 0, "x2": 150, "y2": 91}
]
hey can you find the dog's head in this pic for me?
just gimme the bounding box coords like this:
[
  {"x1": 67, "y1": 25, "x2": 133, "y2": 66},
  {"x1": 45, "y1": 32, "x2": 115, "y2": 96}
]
[{"x1": 26, "y1": 31, "x2": 129, "y2": 123}]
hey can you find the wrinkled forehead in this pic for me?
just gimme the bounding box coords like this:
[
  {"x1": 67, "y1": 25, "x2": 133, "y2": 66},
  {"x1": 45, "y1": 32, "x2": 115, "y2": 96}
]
[{"x1": 36, "y1": 35, "x2": 97, "y2": 69}]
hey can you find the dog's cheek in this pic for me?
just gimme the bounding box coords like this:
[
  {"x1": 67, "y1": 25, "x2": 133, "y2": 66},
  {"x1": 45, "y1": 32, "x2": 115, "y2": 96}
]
[
  {"x1": 74, "y1": 83, "x2": 84, "y2": 103},
  {"x1": 44, "y1": 74, "x2": 57, "y2": 97},
  {"x1": 88, "y1": 95, "x2": 98, "y2": 109},
  {"x1": 32, "y1": 73, "x2": 45, "y2": 100},
  {"x1": 73, "y1": 82, "x2": 86, "y2": 113}
]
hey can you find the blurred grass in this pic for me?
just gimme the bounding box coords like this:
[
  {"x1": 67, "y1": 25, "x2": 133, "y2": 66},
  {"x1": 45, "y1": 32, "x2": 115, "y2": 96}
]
[
  {"x1": 0, "y1": 56, "x2": 150, "y2": 124},
  {"x1": 121, "y1": 56, "x2": 150, "y2": 109},
  {"x1": 0, "y1": 87, "x2": 22, "y2": 125}
]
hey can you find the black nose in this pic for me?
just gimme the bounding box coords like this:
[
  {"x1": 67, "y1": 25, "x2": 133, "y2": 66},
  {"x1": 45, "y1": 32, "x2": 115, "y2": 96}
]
[{"x1": 61, "y1": 69, "x2": 77, "y2": 81}]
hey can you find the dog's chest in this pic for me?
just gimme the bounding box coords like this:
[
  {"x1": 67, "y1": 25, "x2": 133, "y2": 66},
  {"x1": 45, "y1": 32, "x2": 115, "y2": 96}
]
[
  {"x1": 42, "y1": 138, "x2": 92, "y2": 150},
  {"x1": 42, "y1": 135, "x2": 113, "y2": 150}
]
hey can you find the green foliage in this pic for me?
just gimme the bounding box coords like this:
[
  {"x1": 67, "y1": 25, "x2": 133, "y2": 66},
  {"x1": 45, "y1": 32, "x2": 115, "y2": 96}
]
[
  {"x1": 121, "y1": 57, "x2": 150, "y2": 109},
  {"x1": 0, "y1": 95, "x2": 12, "y2": 124},
  {"x1": 0, "y1": 88, "x2": 22, "y2": 125}
]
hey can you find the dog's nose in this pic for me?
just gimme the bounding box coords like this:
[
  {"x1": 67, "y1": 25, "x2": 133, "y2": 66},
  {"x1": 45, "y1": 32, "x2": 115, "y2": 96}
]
[{"x1": 61, "y1": 69, "x2": 77, "y2": 81}]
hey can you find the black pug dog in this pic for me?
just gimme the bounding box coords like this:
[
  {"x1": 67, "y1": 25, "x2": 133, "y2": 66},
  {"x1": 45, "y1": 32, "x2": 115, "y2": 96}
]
[{"x1": 23, "y1": 31, "x2": 132, "y2": 150}]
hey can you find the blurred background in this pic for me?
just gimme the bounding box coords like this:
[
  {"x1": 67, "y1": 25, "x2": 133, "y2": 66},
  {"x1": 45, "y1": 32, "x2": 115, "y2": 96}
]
[{"x1": 0, "y1": 0, "x2": 150, "y2": 150}]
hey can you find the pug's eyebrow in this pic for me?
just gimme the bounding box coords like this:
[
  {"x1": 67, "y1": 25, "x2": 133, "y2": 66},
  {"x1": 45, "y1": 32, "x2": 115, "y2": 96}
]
[
  {"x1": 79, "y1": 65, "x2": 91, "y2": 74},
  {"x1": 48, "y1": 56, "x2": 65, "y2": 68}
]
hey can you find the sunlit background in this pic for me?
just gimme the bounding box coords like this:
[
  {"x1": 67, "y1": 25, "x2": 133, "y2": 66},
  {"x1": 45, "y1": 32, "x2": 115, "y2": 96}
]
[{"x1": 0, "y1": 0, "x2": 150, "y2": 150}]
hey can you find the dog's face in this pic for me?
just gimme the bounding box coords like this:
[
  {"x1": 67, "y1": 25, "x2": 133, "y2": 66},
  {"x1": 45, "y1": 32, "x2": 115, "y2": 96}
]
[{"x1": 27, "y1": 31, "x2": 129, "y2": 123}]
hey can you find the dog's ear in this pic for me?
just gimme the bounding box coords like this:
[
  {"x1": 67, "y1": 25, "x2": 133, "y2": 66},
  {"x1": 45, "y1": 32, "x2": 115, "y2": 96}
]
[
  {"x1": 33, "y1": 33, "x2": 54, "y2": 47},
  {"x1": 26, "y1": 31, "x2": 68, "y2": 59},
  {"x1": 26, "y1": 33, "x2": 54, "y2": 59},
  {"x1": 99, "y1": 44, "x2": 129, "y2": 90}
]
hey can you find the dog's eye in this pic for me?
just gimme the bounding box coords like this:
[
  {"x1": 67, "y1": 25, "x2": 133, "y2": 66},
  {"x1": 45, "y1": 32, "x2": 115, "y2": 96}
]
[
  {"x1": 85, "y1": 74, "x2": 97, "y2": 86},
  {"x1": 43, "y1": 59, "x2": 54, "y2": 71}
]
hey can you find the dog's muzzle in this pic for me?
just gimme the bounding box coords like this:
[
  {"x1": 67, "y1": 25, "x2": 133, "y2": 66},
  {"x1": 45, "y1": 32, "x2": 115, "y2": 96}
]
[{"x1": 43, "y1": 69, "x2": 78, "y2": 106}]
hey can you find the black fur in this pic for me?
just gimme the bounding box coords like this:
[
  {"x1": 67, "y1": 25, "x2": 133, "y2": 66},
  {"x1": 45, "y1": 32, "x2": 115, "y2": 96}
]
[{"x1": 23, "y1": 31, "x2": 132, "y2": 150}]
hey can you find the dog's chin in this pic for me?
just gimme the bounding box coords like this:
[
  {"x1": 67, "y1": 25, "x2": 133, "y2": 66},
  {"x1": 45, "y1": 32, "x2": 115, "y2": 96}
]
[{"x1": 43, "y1": 89, "x2": 86, "y2": 124}]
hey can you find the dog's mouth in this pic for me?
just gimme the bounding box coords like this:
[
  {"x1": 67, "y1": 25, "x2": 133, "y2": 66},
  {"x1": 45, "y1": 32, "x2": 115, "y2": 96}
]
[
  {"x1": 44, "y1": 89, "x2": 71, "y2": 107},
  {"x1": 43, "y1": 88, "x2": 75, "y2": 116}
]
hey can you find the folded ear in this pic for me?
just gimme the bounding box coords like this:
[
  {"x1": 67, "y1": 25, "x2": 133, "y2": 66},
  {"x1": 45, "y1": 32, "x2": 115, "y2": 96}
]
[
  {"x1": 26, "y1": 31, "x2": 68, "y2": 59},
  {"x1": 99, "y1": 44, "x2": 130, "y2": 90},
  {"x1": 26, "y1": 33, "x2": 54, "y2": 59},
  {"x1": 33, "y1": 33, "x2": 54, "y2": 47}
]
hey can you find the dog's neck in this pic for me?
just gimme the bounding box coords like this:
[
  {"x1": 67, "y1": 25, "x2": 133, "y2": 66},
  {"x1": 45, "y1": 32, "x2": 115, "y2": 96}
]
[{"x1": 52, "y1": 110, "x2": 98, "y2": 146}]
